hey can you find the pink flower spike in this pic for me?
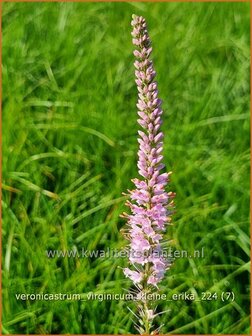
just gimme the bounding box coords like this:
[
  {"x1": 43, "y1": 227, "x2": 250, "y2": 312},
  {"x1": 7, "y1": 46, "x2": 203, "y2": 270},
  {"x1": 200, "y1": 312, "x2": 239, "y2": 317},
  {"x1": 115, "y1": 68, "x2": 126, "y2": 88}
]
[{"x1": 121, "y1": 14, "x2": 175, "y2": 334}]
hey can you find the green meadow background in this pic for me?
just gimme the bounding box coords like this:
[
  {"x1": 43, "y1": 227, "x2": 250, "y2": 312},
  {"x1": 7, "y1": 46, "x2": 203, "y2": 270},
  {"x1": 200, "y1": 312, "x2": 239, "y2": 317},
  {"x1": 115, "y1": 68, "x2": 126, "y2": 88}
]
[{"x1": 2, "y1": 2, "x2": 250, "y2": 334}]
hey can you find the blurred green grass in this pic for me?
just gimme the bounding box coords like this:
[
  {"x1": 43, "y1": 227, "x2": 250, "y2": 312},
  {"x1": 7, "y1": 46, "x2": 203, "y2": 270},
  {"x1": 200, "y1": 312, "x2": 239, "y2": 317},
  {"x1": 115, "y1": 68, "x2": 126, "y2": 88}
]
[{"x1": 2, "y1": 2, "x2": 250, "y2": 334}]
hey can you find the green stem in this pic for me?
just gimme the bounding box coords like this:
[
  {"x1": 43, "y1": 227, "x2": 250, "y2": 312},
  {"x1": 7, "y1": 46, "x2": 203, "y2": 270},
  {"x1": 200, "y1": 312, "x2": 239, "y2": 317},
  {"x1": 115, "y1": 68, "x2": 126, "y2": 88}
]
[{"x1": 140, "y1": 263, "x2": 152, "y2": 334}]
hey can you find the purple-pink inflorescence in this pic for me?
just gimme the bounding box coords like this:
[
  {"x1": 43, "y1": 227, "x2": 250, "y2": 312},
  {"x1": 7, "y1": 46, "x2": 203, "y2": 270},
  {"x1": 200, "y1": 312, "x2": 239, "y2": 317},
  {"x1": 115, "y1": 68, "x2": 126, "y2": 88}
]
[{"x1": 121, "y1": 14, "x2": 175, "y2": 292}]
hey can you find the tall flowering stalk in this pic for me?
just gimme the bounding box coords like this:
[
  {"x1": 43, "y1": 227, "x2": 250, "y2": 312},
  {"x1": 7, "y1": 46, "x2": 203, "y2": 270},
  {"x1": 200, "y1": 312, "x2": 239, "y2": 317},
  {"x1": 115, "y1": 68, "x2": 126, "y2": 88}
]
[{"x1": 121, "y1": 14, "x2": 175, "y2": 334}]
